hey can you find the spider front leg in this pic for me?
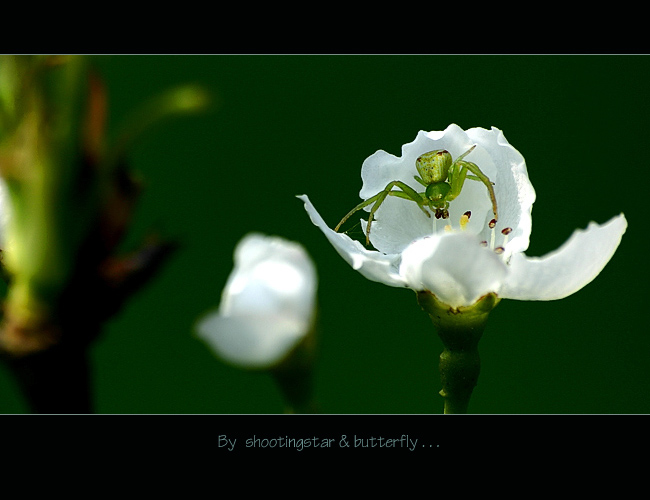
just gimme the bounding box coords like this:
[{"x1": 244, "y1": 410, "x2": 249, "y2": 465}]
[
  {"x1": 335, "y1": 180, "x2": 428, "y2": 245},
  {"x1": 448, "y1": 160, "x2": 498, "y2": 222}
]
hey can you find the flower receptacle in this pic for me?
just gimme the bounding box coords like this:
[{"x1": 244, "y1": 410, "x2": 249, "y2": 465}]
[
  {"x1": 416, "y1": 291, "x2": 499, "y2": 351},
  {"x1": 417, "y1": 291, "x2": 500, "y2": 413}
]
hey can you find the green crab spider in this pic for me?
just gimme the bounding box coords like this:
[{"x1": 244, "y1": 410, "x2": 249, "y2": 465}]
[{"x1": 334, "y1": 145, "x2": 498, "y2": 246}]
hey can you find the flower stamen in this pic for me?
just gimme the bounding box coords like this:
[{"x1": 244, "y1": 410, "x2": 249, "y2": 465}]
[
  {"x1": 489, "y1": 218, "x2": 497, "y2": 249},
  {"x1": 501, "y1": 227, "x2": 512, "y2": 248},
  {"x1": 460, "y1": 211, "x2": 471, "y2": 230}
]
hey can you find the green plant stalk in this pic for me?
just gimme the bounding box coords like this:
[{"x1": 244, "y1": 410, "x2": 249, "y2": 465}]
[
  {"x1": 1, "y1": 56, "x2": 90, "y2": 328},
  {"x1": 270, "y1": 310, "x2": 319, "y2": 414},
  {"x1": 417, "y1": 291, "x2": 499, "y2": 414},
  {"x1": 0, "y1": 56, "x2": 211, "y2": 413},
  {"x1": 272, "y1": 363, "x2": 317, "y2": 414}
]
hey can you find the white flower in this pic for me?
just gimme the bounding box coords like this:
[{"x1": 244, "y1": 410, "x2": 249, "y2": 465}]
[
  {"x1": 299, "y1": 124, "x2": 627, "y2": 309},
  {"x1": 196, "y1": 233, "x2": 318, "y2": 369}
]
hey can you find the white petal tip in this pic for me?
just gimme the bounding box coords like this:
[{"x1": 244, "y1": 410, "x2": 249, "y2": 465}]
[{"x1": 500, "y1": 213, "x2": 627, "y2": 301}]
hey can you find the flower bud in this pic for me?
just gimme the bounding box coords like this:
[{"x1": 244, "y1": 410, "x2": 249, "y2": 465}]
[{"x1": 196, "y1": 233, "x2": 318, "y2": 370}]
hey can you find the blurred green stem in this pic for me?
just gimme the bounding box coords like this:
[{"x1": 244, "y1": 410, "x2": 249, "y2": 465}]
[
  {"x1": 272, "y1": 367, "x2": 317, "y2": 414},
  {"x1": 0, "y1": 55, "x2": 209, "y2": 413},
  {"x1": 271, "y1": 319, "x2": 319, "y2": 414}
]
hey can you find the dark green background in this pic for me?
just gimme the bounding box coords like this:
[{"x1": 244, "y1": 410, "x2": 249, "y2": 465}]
[{"x1": 0, "y1": 55, "x2": 645, "y2": 414}]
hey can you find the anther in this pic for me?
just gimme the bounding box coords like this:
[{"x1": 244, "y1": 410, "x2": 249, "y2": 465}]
[
  {"x1": 459, "y1": 211, "x2": 470, "y2": 230},
  {"x1": 489, "y1": 219, "x2": 496, "y2": 249},
  {"x1": 494, "y1": 246, "x2": 505, "y2": 254},
  {"x1": 480, "y1": 240, "x2": 488, "y2": 247},
  {"x1": 501, "y1": 226, "x2": 512, "y2": 247}
]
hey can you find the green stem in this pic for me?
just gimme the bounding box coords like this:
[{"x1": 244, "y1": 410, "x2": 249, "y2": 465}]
[
  {"x1": 272, "y1": 366, "x2": 317, "y2": 414},
  {"x1": 438, "y1": 347, "x2": 480, "y2": 414},
  {"x1": 417, "y1": 291, "x2": 499, "y2": 414},
  {"x1": 270, "y1": 317, "x2": 319, "y2": 414}
]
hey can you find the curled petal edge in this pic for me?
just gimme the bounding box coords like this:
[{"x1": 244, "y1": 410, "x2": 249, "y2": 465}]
[
  {"x1": 298, "y1": 195, "x2": 406, "y2": 288},
  {"x1": 499, "y1": 214, "x2": 627, "y2": 301}
]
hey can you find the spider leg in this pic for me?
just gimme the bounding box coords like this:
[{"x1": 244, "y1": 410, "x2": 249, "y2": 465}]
[
  {"x1": 457, "y1": 160, "x2": 498, "y2": 221},
  {"x1": 448, "y1": 145, "x2": 479, "y2": 191},
  {"x1": 414, "y1": 175, "x2": 427, "y2": 187},
  {"x1": 364, "y1": 181, "x2": 427, "y2": 245},
  {"x1": 335, "y1": 180, "x2": 427, "y2": 245},
  {"x1": 335, "y1": 192, "x2": 384, "y2": 232},
  {"x1": 454, "y1": 144, "x2": 477, "y2": 163},
  {"x1": 447, "y1": 160, "x2": 469, "y2": 198},
  {"x1": 388, "y1": 190, "x2": 430, "y2": 217},
  {"x1": 466, "y1": 174, "x2": 494, "y2": 184}
]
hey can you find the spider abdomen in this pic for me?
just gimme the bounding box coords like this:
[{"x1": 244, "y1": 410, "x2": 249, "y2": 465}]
[{"x1": 416, "y1": 150, "x2": 453, "y2": 184}]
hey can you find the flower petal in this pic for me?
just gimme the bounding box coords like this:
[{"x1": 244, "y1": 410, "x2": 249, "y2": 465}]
[
  {"x1": 220, "y1": 233, "x2": 317, "y2": 324},
  {"x1": 466, "y1": 126, "x2": 536, "y2": 259},
  {"x1": 353, "y1": 125, "x2": 535, "y2": 257},
  {"x1": 196, "y1": 312, "x2": 306, "y2": 369},
  {"x1": 360, "y1": 196, "x2": 435, "y2": 255},
  {"x1": 197, "y1": 233, "x2": 318, "y2": 370},
  {"x1": 298, "y1": 194, "x2": 407, "y2": 288},
  {"x1": 399, "y1": 232, "x2": 508, "y2": 308},
  {"x1": 499, "y1": 214, "x2": 627, "y2": 301},
  {"x1": 359, "y1": 125, "x2": 492, "y2": 254}
]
